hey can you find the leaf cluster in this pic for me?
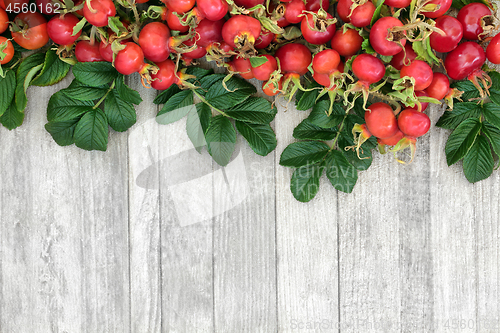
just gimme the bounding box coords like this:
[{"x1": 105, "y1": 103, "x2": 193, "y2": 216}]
[
  {"x1": 437, "y1": 72, "x2": 500, "y2": 182},
  {"x1": 280, "y1": 92, "x2": 376, "y2": 202},
  {"x1": 153, "y1": 69, "x2": 277, "y2": 166},
  {"x1": 45, "y1": 61, "x2": 142, "y2": 151},
  {"x1": 0, "y1": 49, "x2": 70, "y2": 130}
]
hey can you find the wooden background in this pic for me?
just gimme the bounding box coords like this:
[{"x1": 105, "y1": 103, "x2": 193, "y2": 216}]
[{"x1": 0, "y1": 69, "x2": 498, "y2": 333}]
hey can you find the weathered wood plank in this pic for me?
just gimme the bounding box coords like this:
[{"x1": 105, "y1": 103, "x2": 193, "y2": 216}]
[
  {"x1": 274, "y1": 98, "x2": 339, "y2": 332},
  {"x1": 212, "y1": 136, "x2": 277, "y2": 331},
  {"x1": 474, "y1": 60, "x2": 500, "y2": 333},
  {"x1": 127, "y1": 74, "x2": 162, "y2": 332},
  {"x1": 158, "y1": 113, "x2": 214, "y2": 332},
  {"x1": 2, "y1": 58, "x2": 500, "y2": 333},
  {"x1": 212, "y1": 84, "x2": 277, "y2": 332},
  {"x1": 429, "y1": 105, "x2": 478, "y2": 332},
  {"x1": 473, "y1": 176, "x2": 500, "y2": 333},
  {"x1": 0, "y1": 75, "x2": 130, "y2": 332},
  {"x1": 429, "y1": 106, "x2": 479, "y2": 333},
  {"x1": 396, "y1": 130, "x2": 433, "y2": 332},
  {"x1": 337, "y1": 152, "x2": 402, "y2": 333}
]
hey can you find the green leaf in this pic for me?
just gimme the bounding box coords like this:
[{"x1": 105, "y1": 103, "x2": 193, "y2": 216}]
[
  {"x1": 45, "y1": 118, "x2": 79, "y2": 146},
  {"x1": 198, "y1": 74, "x2": 226, "y2": 94},
  {"x1": 451, "y1": 72, "x2": 500, "y2": 104},
  {"x1": 451, "y1": 80, "x2": 481, "y2": 102},
  {"x1": 63, "y1": 79, "x2": 108, "y2": 101},
  {"x1": 72, "y1": 17, "x2": 86, "y2": 36},
  {"x1": 13, "y1": 42, "x2": 30, "y2": 53},
  {"x1": 186, "y1": 66, "x2": 214, "y2": 82},
  {"x1": 293, "y1": 118, "x2": 337, "y2": 141},
  {"x1": 205, "y1": 115, "x2": 237, "y2": 166},
  {"x1": 488, "y1": 71, "x2": 500, "y2": 105},
  {"x1": 153, "y1": 84, "x2": 181, "y2": 104},
  {"x1": 24, "y1": 64, "x2": 44, "y2": 92},
  {"x1": 156, "y1": 90, "x2": 195, "y2": 125},
  {"x1": 351, "y1": 97, "x2": 367, "y2": 118},
  {"x1": 379, "y1": 55, "x2": 393, "y2": 63},
  {"x1": 361, "y1": 39, "x2": 375, "y2": 54},
  {"x1": 280, "y1": 141, "x2": 330, "y2": 167},
  {"x1": 16, "y1": 53, "x2": 45, "y2": 78},
  {"x1": 338, "y1": 133, "x2": 373, "y2": 171},
  {"x1": 204, "y1": 76, "x2": 256, "y2": 109},
  {"x1": 344, "y1": 54, "x2": 356, "y2": 73},
  {"x1": 451, "y1": 0, "x2": 493, "y2": 9},
  {"x1": 436, "y1": 102, "x2": 482, "y2": 129},
  {"x1": 47, "y1": 91, "x2": 95, "y2": 122},
  {"x1": 15, "y1": 53, "x2": 45, "y2": 112},
  {"x1": 224, "y1": 97, "x2": 277, "y2": 124},
  {"x1": 295, "y1": 81, "x2": 321, "y2": 111},
  {"x1": 0, "y1": 69, "x2": 16, "y2": 117},
  {"x1": 482, "y1": 103, "x2": 500, "y2": 129},
  {"x1": 424, "y1": 37, "x2": 440, "y2": 64},
  {"x1": 235, "y1": 121, "x2": 277, "y2": 156},
  {"x1": 30, "y1": 49, "x2": 70, "y2": 87},
  {"x1": 451, "y1": 0, "x2": 464, "y2": 8},
  {"x1": 72, "y1": 61, "x2": 118, "y2": 87},
  {"x1": 107, "y1": 16, "x2": 125, "y2": 35},
  {"x1": 324, "y1": 150, "x2": 358, "y2": 193},
  {"x1": 249, "y1": 55, "x2": 269, "y2": 68},
  {"x1": 370, "y1": 0, "x2": 385, "y2": 26},
  {"x1": 74, "y1": 109, "x2": 109, "y2": 151},
  {"x1": 104, "y1": 90, "x2": 137, "y2": 132},
  {"x1": 0, "y1": 100, "x2": 24, "y2": 130},
  {"x1": 290, "y1": 163, "x2": 324, "y2": 202},
  {"x1": 462, "y1": 135, "x2": 494, "y2": 183},
  {"x1": 482, "y1": 122, "x2": 500, "y2": 156},
  {"x1": 186, "y1": 102, "x2": 211, "y2": 151},
  {"x1": 413, "y1": 40, "x2": 439, "y2": 65},
  {"x1": 445, "y1": 118, "x2": 482, "y2": 166},
  {"x1": 308, "y1": 100, "x2": 344, "y2": 128},
  {"x1": 115, "y1": 74, "x2": 142, "y2": 105}
]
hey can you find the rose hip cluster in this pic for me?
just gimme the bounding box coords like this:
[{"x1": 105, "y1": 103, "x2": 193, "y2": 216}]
[{"x1": 1, "y1": 0, "x2": 499, "y2": 161}]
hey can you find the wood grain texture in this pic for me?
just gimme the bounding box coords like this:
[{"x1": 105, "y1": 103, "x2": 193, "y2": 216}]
[
  {"x1": 158, "y1": 109, "x2": 214, "y2": 332},
  {"x1": 428, "y1": 104, "x2": 493, "y2": 333},
  {"x1": 473, "y1": 176, "x2": 500, "y2": 333},
  {"x1": 274, "y1": 98, "x2": 340, "y2": 332},
  {"x1": 338, "y1": 152, "x2": 402, "y2": 333},
  {"x1": 212, "y1": 123, "x2": 277, "y2": 331},
  {"x1": 396, "y1": 123, "x2": 433, "y2": 332},
  {"x1": 127, "y1": 73, "x2": 162, "y2": 332},
  {"x1": 2, "y1": 66, "x2": 500, "y2": 333},
  {"x1": 0, "y1": 74, "x2": 130, "y2": 333}
]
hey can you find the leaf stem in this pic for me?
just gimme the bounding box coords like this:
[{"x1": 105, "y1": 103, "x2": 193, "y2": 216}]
[
  {"x1": 9, "y1": 58, "x2": 22, "y2": 70},
  {"x1": 93, "y1": 81, "x2": 115, "y2": 109},
  {"x1": 330, "y1": 105, "x2": 352, "y2": 152},
  {"x1": 330, "y1": 116, "x2": 346, "y2": 151},
  {"x1": 193, "y1": 89, "x2": 230, "y2": 117}
]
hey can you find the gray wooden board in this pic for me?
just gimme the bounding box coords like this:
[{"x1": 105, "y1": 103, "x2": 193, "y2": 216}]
[
  {"x1": 0, "y1": 74, "x2": 130, "y2": 332},
  {"x1": 0, "y1": 70, "x2": 499, "y2": 333},
  {"x1": 128, "y1": 74, "x2": 162, "y2": 332},
  {"x1": 275, "y1": 99, "x2": 339, "y2": 332},
  {"x1": 212, "y1": 86, "x2": 277, "y2": 332}
]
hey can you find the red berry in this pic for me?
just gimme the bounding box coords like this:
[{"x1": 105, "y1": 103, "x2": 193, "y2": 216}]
[
  {"x1": 486, "y1": 33, "x2": 500, "y2": 64},
  {"x1": 370, "y1": 16, "x2": 406, "y2": 56},
  {"x1": 398, "y1": 109, "x2": 431, "y2": 138},
  {"x1": 400, "y1": 60, "x2": 434, "y2": 91},
  {"x1": 365, "y1": 102, "x2": 399, "y2": 139}
]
